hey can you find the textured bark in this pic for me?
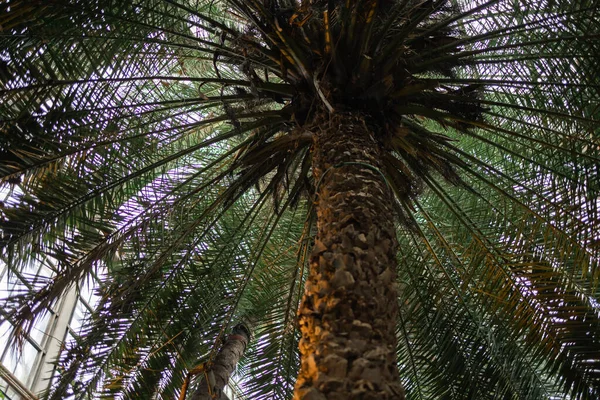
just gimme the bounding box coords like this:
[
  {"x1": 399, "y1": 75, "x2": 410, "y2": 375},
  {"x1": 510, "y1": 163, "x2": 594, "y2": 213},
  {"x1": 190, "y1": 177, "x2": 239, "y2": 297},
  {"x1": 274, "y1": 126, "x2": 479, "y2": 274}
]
[
  {"x1": 190, "y1": 325, "x2": 249, "y2": 400},
  {"x1": 294, "y1": 112, "x2": 405, "y2": 400}
]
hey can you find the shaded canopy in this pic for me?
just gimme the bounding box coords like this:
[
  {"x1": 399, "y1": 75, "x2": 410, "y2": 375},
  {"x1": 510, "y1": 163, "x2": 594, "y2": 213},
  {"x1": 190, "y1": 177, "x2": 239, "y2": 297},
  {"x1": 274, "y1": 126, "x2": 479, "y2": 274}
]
[{"x1": 0, "y1": 0, "x2": 599, "y2": 399}]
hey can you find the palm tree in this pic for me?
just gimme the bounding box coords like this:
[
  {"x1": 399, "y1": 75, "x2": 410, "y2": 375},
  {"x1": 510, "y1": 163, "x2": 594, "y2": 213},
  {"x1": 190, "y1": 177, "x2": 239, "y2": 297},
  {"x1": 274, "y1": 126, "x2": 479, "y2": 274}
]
[
  {"x1": 185, "y1": 323, "x2": 251, "y2": 400},
  {"x1": 1, "y1": 0, "x2": 599, "y2": 399}
]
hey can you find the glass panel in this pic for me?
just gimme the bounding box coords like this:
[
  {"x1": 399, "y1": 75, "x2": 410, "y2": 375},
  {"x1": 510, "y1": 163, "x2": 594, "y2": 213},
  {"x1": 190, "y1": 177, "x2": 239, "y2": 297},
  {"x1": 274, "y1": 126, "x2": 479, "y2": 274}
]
[
  {"x1": 69, "y1": 300, "x2": 88, "y2": 335},
  {"x1": 0, "y1": 270, "x2": 21, "y2": 298},
  {"x1": 29, "y1": 311, "x2": 52, "y2": 347},
  {"x1": 19, "y1": 260, "x2": 39, "y2": 280},
  {"x1": 0, "y1": 321, "x2": 14, "y2": 361},
  {"x1": 0, "y1": 251, "x2": 100, "y2": 396},
  {"x1": 37, "y1": 264, "x2": 54, "y2": 279},
  {"x1": 0, "y1": 384, "x2": 20, "y2": 400},
  {"x1": 0, "y1": 375, "x2": 9, "y2": 393},
  {"x1": 0, "y1": 268, "x2": 10, "y2": 293},
  {"x1": 79, "y1": 278, "x2": 100, "y2": 309},
  {"x1": 4, "y1": 340, "x2": 40, "y2": 385}
]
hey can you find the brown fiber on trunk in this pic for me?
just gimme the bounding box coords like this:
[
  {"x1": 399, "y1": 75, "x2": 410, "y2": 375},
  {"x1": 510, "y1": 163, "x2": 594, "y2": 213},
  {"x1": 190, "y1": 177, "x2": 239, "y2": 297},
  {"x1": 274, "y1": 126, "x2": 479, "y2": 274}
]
[{"x1": 293, "y1": 112, "x2": 405, "y2": 400}]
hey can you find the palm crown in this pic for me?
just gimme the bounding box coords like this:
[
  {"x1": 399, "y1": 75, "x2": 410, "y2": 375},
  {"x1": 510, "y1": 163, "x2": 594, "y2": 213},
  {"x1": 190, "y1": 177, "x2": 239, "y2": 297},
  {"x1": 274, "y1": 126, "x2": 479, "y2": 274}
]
[{"x1": 0, "y1": 0, "x2": 599, "y2": 399}]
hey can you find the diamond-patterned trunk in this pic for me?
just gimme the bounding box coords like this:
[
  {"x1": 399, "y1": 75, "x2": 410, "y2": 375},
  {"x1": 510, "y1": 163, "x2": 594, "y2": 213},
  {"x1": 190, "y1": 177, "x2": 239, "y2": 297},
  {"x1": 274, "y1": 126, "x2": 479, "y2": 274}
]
[{"x1": 294, "y1": 112, "x2": 404, "y2": 400}]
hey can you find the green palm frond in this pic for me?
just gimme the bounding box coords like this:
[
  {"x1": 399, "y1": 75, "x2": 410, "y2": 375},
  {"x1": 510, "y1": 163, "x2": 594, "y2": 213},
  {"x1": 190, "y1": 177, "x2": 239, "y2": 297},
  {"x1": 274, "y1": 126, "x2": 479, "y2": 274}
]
[{"x1": 1, "y1": 0, "x2": 599, "y2": 399}]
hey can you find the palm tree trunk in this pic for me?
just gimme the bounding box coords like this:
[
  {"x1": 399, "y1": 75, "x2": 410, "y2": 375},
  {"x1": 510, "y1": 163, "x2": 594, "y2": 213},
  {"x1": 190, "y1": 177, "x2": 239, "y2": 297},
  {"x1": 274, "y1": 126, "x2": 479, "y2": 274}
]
[
  {"x1": 190, "y1": 324, "x2": 250, "y2": 400},
  {"x1": 294, "y1": 112, "x2": 405, "y2": 400}
]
